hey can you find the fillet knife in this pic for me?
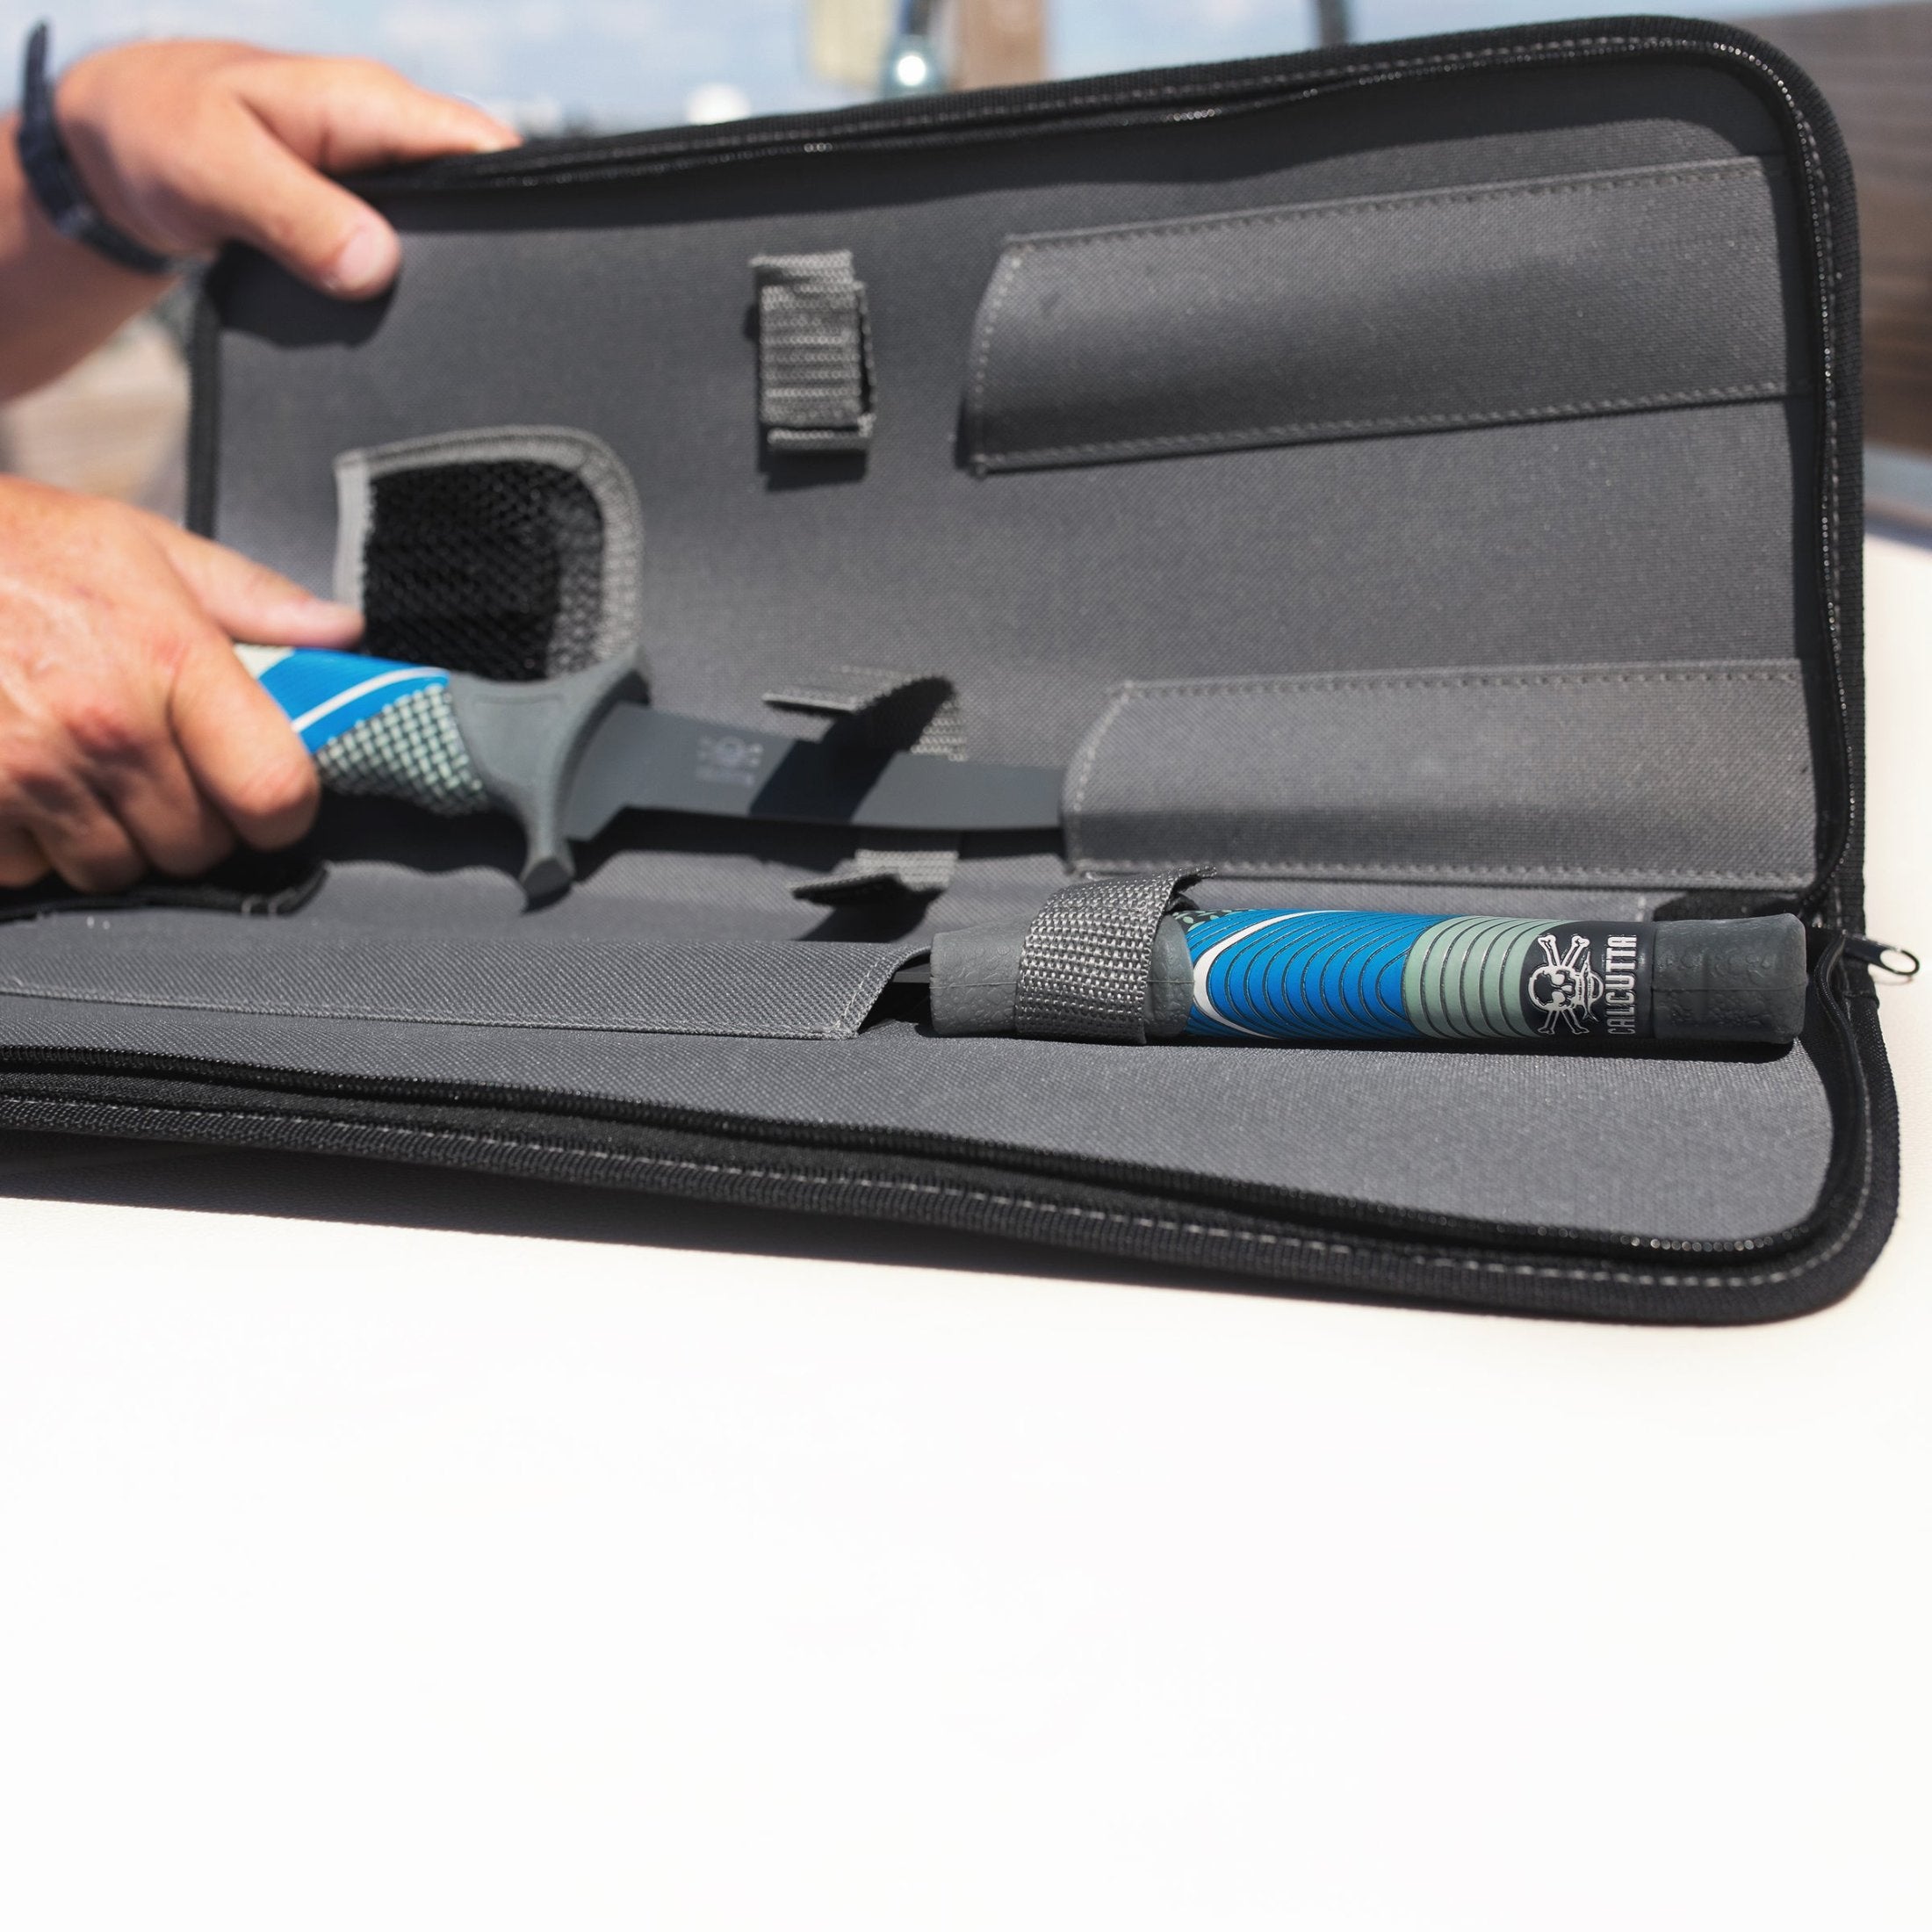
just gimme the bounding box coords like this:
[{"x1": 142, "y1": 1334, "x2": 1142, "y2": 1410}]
[{"x1": 239, "y1": 645, "x2": 1063, "y2": 900}]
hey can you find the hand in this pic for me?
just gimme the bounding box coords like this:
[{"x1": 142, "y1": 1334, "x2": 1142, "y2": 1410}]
[
  {"x1": 0, "y1": 476, "x2": 363, "y2": 893},
  {"x1": 54, "y1": 40, "x2": 519, "y2": 299}
]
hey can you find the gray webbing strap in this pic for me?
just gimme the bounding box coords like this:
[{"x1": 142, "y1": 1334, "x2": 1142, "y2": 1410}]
[
  {"x1": 791, "y1": 840, "x2": 959, "y2": 906},
  {"x1": 1014, "y1": 871, "x2": 1200, "y2": 1043},
  {"x1": 772, "y1": 667, "x2": 965, "y2": 904},
  {"x1": 764, "y1": 667, "x2": 962, "y2": 757},
  {"x1": 753, "y1": 252, "x2": 876, "y2": 454}
]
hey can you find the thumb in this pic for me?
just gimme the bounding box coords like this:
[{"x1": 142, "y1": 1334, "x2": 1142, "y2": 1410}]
[
  {"x1": 191, "y1": 105, "x2": 405, "y2": 298},
  {"x1": 223, "y1": 58, "x2": 520, "y2": 298},
  {"x1": 149, "y1": 520, "x2": 364, "y2": 645},
  {"x1": 169, "y1": 633, "x2": 323, "y2": 850}
]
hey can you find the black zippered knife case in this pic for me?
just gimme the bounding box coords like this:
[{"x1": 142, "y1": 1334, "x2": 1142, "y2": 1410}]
[{"x1": 0, "y1": 15, "x2": 1896, "y2": 1321}]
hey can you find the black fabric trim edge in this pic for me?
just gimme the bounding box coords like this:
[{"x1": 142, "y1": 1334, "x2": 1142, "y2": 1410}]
[{"x1": 162, "y1": 15, "x2": 1896, "y2": 1320}]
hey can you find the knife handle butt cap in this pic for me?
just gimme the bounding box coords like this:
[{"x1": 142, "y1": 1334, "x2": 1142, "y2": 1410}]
[
  {"x1": 929, "y1": 919, "x2": 1029, "y2": 1035},
  {"x1": 447, "y1": 654, "x2": 647, "y2": 902},
  {"x1": 1652, "y1": 914, "x2": 1809, "y2": 1043}
]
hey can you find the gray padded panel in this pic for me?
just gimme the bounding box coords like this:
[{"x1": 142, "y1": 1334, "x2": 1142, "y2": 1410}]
[
  {"x1": 1066, "y1": 659, "x2": 1817, "y2": 889},
  {"x1": 966, "y1": 157, "x2": 1797, "y2": 472},
  {"x1": 0, "y1": 914, "x2": 919, "y2": 1041},
  {"x1": 0, "y1": 991, "x2": 1834, "y2": 1246},
  {"x1": 210, "y1": 68, "x2": 1811, "y2": 775}
]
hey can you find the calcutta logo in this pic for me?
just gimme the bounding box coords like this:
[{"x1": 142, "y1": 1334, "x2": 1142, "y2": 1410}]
[
  {"x1": 1602, "y1": 933, "x2": 1640, "y2": 1035},
  {"x1": 695, "y1": 734, "x2": 766, "y2": 788},
  {"x1": 1528, "y1": 932, "x2": 1605, "y2": 1034}
]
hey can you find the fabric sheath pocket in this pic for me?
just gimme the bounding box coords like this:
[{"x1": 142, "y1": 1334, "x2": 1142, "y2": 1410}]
[
  {"x1": 0, "y1": 916, "x2": 920, "y2": 1042},
  {"x1": 1063, "y1": 660, "x2": 1817, "y2": 889},
  {"x1": 964, "y1": 156, "x2": 1799, "y2": 473}
]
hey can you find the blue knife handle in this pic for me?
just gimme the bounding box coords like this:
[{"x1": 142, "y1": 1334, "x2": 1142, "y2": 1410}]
[
  {"x1": 237, "y1": 645, "x2": 483, "y2": 807},
  {"x1": 237, "y1": 645, "x2": 644, "y2": 902}
]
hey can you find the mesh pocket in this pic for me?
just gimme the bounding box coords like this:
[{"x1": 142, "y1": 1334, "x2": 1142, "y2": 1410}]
[
  {"x1": 362, "y1": 459, "x2": 605, "y2": 681},
  {"x1": 335, "y1": 428, "x2": 646, "y2": 685}
]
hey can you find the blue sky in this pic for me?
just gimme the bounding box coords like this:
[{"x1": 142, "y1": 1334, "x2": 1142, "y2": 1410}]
[{"x1": 0, "y1": 0, "x2": 1869, "y2": 128}]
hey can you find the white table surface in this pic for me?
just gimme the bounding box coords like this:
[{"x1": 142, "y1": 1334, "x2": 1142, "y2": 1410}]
[{"x1": 2, "y1": 538, "x2": 1927, "y2": 1932}]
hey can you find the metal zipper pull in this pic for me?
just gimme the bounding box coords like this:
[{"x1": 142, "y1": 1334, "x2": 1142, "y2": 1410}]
[{"x1": 1841, "y1": 934, "x2": 1920, "y2": 980}]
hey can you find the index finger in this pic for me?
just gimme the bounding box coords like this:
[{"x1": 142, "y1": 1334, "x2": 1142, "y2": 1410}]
[
  {"x1": 234, "y1": 56, "x2": 520, "y2": 175},
  {"x1": 148, "y1": 518, "x2": 363, "y2": 648}
]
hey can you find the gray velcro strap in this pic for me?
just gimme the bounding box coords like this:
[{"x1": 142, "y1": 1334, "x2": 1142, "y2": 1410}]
[
  {"x1": 791, "y1": 840, "x2": 959, "y2": 906},
  {"x1": 753, "y1": 252, "x2": 876, "y2": 453},
  {"x1": 1014, "y1": 871, "x2": 1200, "y2": 1043},
  {"x1": 771, "y1": 666, "x2": 965, "y2": 904},
  {"x1": 764, "y1": 665, "x2": 962, "y2": 758}
]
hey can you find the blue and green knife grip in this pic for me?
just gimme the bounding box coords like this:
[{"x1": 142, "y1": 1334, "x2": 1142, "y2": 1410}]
[
  {"x1": 236, "y1": 644, "x2": 643, "y2": 901},
  {"x1": 929, "y1": 908, "x2": 1809, "y2": 1046},
  {"x1": 1170, "y1": 909, "x2": 1807, "y2": 1044}
]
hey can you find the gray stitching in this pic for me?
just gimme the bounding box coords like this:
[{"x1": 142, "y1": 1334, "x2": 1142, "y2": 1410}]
[
  {"x1": 1113, "y1": 666, "x2": 1801, "y2": 699},
  {"x1": 966, "y1": 244, "x2": 1029, "y2": 465},
  {"x1": 1001, "y1": 155, "x2": 1772, "y2": 256},
  {"x1": 833, "y1": 953, "x2": 919, "y2": 1035},
  {"x1": 1081, "y1": 860, "x2": 1811, "y2": 886},
  {"x1": 981, "y1": 384, "x2": 1791, "y2": 469},
  {"x1": 1066, "y1": 686, "x2": 1131, "y2": 827}
]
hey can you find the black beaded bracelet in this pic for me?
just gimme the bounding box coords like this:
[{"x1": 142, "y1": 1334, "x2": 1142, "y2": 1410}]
[{"x1": 15, "y1": 20, "x2": 191, "y2": 278}]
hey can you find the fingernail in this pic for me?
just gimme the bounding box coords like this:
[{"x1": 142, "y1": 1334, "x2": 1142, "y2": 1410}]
[
  {"x1": 325, "y1": 221, "x2": 396, "y2": 298},
  {"x1": 472, "y1": 127, "x2": 522, "y2": 152}
]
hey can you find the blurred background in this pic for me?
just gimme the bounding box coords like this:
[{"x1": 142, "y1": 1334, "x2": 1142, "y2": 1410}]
[{"x1": 2, "y1": 0, "x2": 1928, "y2": 529}]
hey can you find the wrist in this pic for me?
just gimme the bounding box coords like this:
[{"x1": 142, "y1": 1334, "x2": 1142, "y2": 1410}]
[
  {"x1": 15, "y1": 22, "x2": 192, "y2": 278},
  {"x1": 0, "y1": 108, "x2": 169, "y2": 400}
]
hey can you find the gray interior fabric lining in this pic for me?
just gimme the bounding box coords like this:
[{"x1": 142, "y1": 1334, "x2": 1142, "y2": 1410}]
[
  {"x1": 965, "y1": 156, "x2": 1798, "y2": 472},
  {"x1": 1065, "y1": 660, "x2": 1817, "y2": 888},
  {"x1": 0, "y1": 990, "x2": 1835, "y2": 1246},
  {"x1": 0, "y1": 915, "x2": 919, "y2": 1041},
  {"x1": 175, "y1": 825, "x2": 1676, "y2": 944},
  {"x1": 212, "y1": 71, "x2": 1811, "y2": 781}
]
